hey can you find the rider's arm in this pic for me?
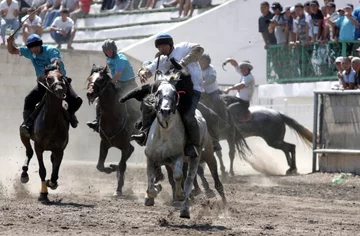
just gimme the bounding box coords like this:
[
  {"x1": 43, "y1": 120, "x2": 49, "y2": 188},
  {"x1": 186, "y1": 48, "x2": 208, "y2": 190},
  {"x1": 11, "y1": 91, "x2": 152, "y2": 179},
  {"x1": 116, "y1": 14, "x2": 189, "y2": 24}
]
[
  {"x1": 179, "y1": 43, "x2": 204, "y2": 66},
  {"x1": 225, "y1": 58, "x2": 239, "y2": 68},
  {"x1": 119, "y1": 84, "x2": 152, "y2": 102},
  {"x1": 203, "y1": 68, "x2": 217, "y2": 85}
]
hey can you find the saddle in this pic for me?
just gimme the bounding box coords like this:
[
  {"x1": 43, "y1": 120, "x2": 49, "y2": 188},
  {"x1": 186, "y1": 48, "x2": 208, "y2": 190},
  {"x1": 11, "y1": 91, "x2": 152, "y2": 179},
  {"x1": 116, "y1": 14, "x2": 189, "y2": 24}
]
[{"x1": 238, "y1": 109, "x2": 252, "y2": 122}]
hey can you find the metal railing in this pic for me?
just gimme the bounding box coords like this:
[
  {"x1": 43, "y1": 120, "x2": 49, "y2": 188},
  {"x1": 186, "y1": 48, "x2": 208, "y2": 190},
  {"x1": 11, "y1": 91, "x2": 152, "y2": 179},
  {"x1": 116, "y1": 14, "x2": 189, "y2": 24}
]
[{"x1": 267, "y1": 40, "x2": 360, "y2": 84}]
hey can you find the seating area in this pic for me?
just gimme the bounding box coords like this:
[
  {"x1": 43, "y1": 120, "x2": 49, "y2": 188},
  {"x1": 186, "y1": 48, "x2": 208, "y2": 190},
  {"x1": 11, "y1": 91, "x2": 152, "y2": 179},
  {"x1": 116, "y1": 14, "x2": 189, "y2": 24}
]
[{"x1": 13, "y1": 0, "x2": 226, "y2": 50}]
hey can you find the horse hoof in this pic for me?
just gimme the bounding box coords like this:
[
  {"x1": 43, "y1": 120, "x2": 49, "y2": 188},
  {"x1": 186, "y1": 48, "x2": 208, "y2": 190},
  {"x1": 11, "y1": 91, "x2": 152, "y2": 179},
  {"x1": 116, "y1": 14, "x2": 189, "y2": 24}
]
[
  {"x1": 38, "y1": 192, "x2": 49, "y2": 203},
  {"x1": 286, "y1": 168, "x2": 298, "y2": 176},
  {"x1": 190, "y1": 189, "x2": 202, "y2": 198},
  {"x1": 145, "y1": 197, "x2": 155, "y2": 206},
  {"x1": 180, "y1": 209, "x2": 190, "y2": 219},
  {"x1": 20, "y1": 172, "x2": 29, "y2": 184},
  {"x1": 205, "y1": 189, "x2": 216, "y2": 199},
  {"x1": 46, "y1": 180, "x2": 58, "y2": 190},
  {"x1": 113, "y1": 191, "x2": 122, "y2": 197}
]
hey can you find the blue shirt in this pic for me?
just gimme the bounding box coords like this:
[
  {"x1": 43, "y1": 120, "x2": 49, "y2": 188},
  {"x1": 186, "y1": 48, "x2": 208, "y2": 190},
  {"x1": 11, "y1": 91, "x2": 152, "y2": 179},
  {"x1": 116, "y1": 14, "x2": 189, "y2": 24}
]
[
  {"x1": 352, "y1": 8, "x2": 360, "y2": 39},
  {"x1": 343, "y1": 69, "x2": 355, "y2": 84},
  {"x1": 106, "y1": 52, "x2": 135, "y2": 82},
  {"x1": 19, "y1": 45, "x2": 66, "y2": 77},
  {"x1": 335, "y1": 16, "x2": 356, "y2": 41}
]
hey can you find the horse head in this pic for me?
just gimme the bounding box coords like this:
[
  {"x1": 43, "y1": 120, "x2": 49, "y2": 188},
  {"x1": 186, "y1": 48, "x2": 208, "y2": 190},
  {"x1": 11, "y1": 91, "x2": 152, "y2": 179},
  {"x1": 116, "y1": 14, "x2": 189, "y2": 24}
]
[
  {"x1": 86, "y1": 64, "x2": 112, "y2": 104},
  {"x1": 43, "y1": 61, "x2": 67, "y2": 100},
  {"x1": 155, "y1": 81, "x2": 180, "y2": 128}
]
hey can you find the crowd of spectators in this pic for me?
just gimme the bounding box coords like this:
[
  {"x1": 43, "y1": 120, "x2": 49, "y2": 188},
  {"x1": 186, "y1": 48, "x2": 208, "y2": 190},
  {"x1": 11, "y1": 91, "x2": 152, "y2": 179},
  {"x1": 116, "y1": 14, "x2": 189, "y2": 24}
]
[
  {"x1": 0, "y1": 0, "x2": 91, "y2": 47},
  {"x1": 100, "y1": 0, "x2": 212, "y2": 19},
  {"x1": 258, "y1": 0, "x2": 360, "y2": 80},
  {"x1": 334, "y1": 54, "x2": 360, "y2": 90}
]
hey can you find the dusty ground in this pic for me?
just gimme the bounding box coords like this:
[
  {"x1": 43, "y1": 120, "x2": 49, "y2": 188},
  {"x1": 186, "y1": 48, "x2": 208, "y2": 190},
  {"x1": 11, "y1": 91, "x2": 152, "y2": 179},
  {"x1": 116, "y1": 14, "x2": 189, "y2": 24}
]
[{"x1": 1, "y1": 158, "x2": 360, "y2": 236}]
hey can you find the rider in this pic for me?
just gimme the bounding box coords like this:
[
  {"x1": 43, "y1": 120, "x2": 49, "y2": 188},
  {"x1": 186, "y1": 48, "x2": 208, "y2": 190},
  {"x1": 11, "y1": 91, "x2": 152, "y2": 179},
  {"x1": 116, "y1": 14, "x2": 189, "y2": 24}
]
[
  {"x1": 7, "y1": 33, "x2": 83, "y2": 137},
  {"x1": 199, "y1": 54, "x2": 227, "y2": 121},
  {"x1": 134, "y1": 33, "x2": 213, "y2": 158},
  {"x1": 87, "y1": 39, "x2": 138, "y2": 131},
  {"x1": 223, "y1": 58, "x2": 255, "y2": 121}
]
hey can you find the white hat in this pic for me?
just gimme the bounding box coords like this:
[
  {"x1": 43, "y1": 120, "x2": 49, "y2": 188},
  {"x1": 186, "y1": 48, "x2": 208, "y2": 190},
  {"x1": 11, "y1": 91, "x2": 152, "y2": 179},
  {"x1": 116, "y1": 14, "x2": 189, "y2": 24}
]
[
  {"x1": 335, "y1": 57, "x2": 343, "y2": 63},
  {"x1": 290, "y1": 6, "x2": 295, "y2": 12},
  {"x1": 239, "y1": 60, "x2": 253, "y2": 70}
]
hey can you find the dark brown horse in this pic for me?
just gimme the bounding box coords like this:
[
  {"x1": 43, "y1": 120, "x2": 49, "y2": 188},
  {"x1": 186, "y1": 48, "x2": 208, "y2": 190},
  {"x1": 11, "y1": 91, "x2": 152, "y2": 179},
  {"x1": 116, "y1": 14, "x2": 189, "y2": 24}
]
[
  {"x1": 20, "y1": 61, "x2": 70, "y2": 202},
  {"x1": 86, "y1": 65, "x2": 140, "y2": 196}
]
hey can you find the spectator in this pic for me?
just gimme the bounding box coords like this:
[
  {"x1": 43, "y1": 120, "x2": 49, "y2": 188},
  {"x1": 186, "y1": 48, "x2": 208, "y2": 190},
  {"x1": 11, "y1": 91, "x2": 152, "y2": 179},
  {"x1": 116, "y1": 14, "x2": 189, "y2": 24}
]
[
  {"x1": 304, "y1": 1, "x2": 311, "y2": 14},
  {"x1": 322, "y1": 2, "x2": 339, "y2": 41},
  {"x1": 289, "y1": 6, "x2": 297, "y2": 42},
  {"x1": 259, "y1": 1, "x2": 277, "y2": 49},
  {"x1": 18, "y1": 0, "x2": 32, "y2": 22},
  {"x1": 143, "y1": 0, "x2": 157, "y2": 9},
  {"x1": 352, "y1": 3, "x2": 360, "y2": 40},
  {"x1": 339, "y1": 56, "x2": 355, "y2": 89},
  {"x1": 188, "y1": 0, "x2": 211, "y2": 18},
  {"x1": 283, "y1": 6, "x2": 294, "y2": 44},
  {"x1": 50, "y1": 8, "x2": 75, "y2": 49},
  {"x1": 21, "y1": 8, "x2": 42, "y2": 44},
  {"x1": 332, "y1": 56, "x2": 343, "y2": 89},
  {"x1": 199, "y1": 53, "x2": 226, "y2": 119},
  {"x1": 0, "y1": 0, "x2": 19, "y2": 45},
  {"x1": 43, "y1": 0, "x2": 78, "y2": 28},
  {"x1": 170, "y1": 0, "x2": 190, "y2": 19},
  {"x1": 310, "y1": 0, "x2": 323, "y2": 41},
  {"x1": 351, "y1": 57, "x2": 360, "y2": 88},
  {"x1": 337, "y1": 8, "x2": 344, "y2": 17},
  {"x1": 328, "y1": 4, "x2": 358, "y2": 56},
  {"x1": 70, "y1": 0, "x2": 92, "y2": 22},
  {"x1": 356, "y1": 46, "x2": 360, "y2": 57},
  {"x1": 268, "y1": 2, "x2": 286, "y2": 45},
  {"x1": 38, "y1": 0, "x2": 61, "y2": 23},
  {"x1": 293, "y1": 3, "x2": 311, "y2": 45},
  {"x1": 111, "y1": 0, "x2": 132, "y2": 11},
  {"x1": 31, "y1": 0, "x2": 45, "y2": 8}
]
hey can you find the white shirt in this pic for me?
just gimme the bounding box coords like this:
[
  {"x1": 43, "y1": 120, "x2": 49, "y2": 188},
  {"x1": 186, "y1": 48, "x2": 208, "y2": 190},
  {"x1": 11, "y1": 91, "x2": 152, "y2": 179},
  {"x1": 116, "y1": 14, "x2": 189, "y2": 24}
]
[
  {"x1": 21, "y1": 14, "x2": 42, "y2": 26},
  {"x1": 0, "y1": 0, "x2": 18, "y2": 19},
  {"x1": 146, "y1": 42, "x2": 204, "y2": 92},
  {"x1": 202, "y1": 64, "x2": 218, "y2": 93},
  {"x1": 235, "y1": 68, "x2": 255, "y2": 102},
  {"x1": 305, "y1": 12, "x2": 313, "y2": 38},
  {"x1": 52, "y1": 16, "x2": 74, "y2": 33}
]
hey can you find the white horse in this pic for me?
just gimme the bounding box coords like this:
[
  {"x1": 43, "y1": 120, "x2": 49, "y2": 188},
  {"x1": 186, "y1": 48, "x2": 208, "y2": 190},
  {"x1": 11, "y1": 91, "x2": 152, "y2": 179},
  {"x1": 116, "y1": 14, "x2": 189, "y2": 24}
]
[{"x1": 144, "y1": 76, "x2": 226, "y2": 219}]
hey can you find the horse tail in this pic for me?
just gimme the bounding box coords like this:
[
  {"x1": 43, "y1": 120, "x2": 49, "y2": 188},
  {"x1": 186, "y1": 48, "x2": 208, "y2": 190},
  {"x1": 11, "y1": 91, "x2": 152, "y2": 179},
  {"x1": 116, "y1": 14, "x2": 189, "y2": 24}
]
[
  {"x1": 280, "y1": 113, "x2": 313, "y2": 147},
  {"x1": 233, "y1": 123, "x2": 252, "y2": 159}
]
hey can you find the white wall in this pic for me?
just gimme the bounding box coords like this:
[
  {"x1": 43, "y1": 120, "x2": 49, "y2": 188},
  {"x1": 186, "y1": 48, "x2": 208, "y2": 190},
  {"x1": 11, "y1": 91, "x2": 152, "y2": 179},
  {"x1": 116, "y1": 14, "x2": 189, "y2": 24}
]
[
  {"x1": 123, "y1": 0, "x2": 360, "y2": 86},
  {"x1": 0, "y1": 48, "x2": 145, "y2": 164}
]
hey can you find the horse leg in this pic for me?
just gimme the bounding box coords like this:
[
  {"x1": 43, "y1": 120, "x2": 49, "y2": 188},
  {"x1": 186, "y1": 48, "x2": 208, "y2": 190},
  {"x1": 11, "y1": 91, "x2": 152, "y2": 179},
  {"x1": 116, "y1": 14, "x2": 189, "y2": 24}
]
[
  {"x1": 46, "y1": 151, "x2": 63, "y2": 190},
  {"x1": 35, "y1": 146, "x2": 48, "y2": 202},
  {"x1": 96, "y1": 140, "x2": 115, "y2": 174},
  {"x1": 215, "y1": 150, "x2": 227, "y2": 178},
  {"x1": 114, "y1": 143, "x2": 134, "y2": 197},
  {"x1": 268, "y1": 141, "x2": 297, "y2": 175},
  {"x1": 145, "y1": 158, "x2": 158, "y2": 206},
  {"x1": 173, "y1": 155, "x2": 185, "y2": 202},
  {"x1": 165, "y1": 165, "x2": 176, "y2": 202},
  {"x1": 197, "y1": 163, "x2": 216, "y2": 199},
  {"x1": 20, "y1": 135, "x2": 33, "y2": 184},
  {"x1": 180, "y1": 156, "x2": 200, "y2": 219},
  {"x1": 227, "y1": 138, "x2": 236, "y2": 177},
  {"x1": 192, "y1": 172, "x2": 202, "y2": 197},
  {"x1": 206, "y1": 153, "x2": 227, "y2": 205}
]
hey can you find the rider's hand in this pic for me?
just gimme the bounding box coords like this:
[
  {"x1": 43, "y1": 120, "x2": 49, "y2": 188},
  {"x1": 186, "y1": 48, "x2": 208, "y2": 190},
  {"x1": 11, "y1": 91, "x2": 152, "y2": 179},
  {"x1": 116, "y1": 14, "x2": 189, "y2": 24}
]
[
  {"x1": 138, "y1": 70, "x2": 147, "y2": 84},
  {"x1": 7, "y1": 35, "x2": 14, "y2": 44}
]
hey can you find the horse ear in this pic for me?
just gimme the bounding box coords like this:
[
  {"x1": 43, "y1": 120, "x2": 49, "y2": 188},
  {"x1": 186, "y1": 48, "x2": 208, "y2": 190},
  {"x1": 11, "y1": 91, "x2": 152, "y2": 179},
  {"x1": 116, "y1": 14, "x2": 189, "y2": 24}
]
[
  {"x1": 103, "y1": 65, "x2": 108, "y2": 73},
  {"x1": 92, "y1": 64, "x2": 96, "y2": 69}
]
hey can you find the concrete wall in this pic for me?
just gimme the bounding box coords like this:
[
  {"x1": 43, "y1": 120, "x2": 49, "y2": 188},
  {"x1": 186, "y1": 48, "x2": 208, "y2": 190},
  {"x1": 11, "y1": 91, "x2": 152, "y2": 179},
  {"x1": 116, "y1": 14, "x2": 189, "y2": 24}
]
[{"x1": 0, "y1": 48, "x2": 145, "y2": 164}]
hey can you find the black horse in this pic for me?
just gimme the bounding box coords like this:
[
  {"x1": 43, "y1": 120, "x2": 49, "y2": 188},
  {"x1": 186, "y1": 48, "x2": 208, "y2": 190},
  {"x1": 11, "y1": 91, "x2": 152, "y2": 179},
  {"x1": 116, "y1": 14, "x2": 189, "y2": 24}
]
[
  {"x1": 86, "y1": 65, "x2": 141, "y2": 196},
  {"x1": 20, "y1": 61, "x2": 70, "y2": 202}
]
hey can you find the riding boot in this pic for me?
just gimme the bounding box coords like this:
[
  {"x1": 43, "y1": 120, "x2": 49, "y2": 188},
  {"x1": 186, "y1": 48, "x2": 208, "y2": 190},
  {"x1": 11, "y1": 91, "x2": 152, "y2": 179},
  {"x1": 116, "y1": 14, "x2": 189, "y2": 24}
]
[
  {"x1": 182, "y1": 116, "x2": 201, "y2": 158},
  {"x1": 87, "y1": 102, "x2": 100, "y2": 132},
  {"x1": 20, "y1": 110, "x2": 34, "y2": 138},
  {"x1": 131, "y1": 98, "x2": 156, "y2": 146}
]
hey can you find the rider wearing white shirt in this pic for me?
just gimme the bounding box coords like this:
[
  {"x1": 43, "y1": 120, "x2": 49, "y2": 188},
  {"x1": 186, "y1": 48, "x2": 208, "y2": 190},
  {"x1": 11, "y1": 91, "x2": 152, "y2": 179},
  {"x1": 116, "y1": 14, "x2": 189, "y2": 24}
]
[
  {"x1": 137, "y1": 33, "x2": 206, "y2": 158},
  {"x1": 224, "y1": 59, "x2": 255, "y2": 121}
]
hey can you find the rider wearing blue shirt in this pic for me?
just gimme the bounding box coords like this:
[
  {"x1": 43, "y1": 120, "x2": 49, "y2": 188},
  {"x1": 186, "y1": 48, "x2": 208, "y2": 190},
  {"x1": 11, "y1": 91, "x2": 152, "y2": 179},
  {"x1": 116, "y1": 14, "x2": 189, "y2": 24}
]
[
  {"x1": 7, "y1": 34, "x2": 83, "y2": 137},
  {"x1": 87, "y1": 39, "x2": 138, "y2": 131}
]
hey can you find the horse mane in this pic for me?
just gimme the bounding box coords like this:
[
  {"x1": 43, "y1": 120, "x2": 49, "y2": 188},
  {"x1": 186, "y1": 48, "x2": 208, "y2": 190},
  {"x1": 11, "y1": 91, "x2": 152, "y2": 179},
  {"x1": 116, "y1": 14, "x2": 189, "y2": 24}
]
[{"x1": 90, "y1": 65, "x2": 109, "y2": 75}]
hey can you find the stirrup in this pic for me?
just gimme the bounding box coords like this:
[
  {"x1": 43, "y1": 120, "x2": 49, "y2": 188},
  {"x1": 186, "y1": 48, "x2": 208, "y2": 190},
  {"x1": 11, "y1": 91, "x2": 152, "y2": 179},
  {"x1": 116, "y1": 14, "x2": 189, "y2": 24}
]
[{"x1": 131, "y1": 132, "x2": 147, "y2": 146}]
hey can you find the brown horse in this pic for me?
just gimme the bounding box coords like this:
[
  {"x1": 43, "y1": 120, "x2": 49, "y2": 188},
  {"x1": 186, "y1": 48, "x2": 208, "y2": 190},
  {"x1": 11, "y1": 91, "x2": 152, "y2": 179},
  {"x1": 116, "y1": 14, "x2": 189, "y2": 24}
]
[
  {"x1": 20, "y1": 62, "x2": 70, "y2": 202},
  {"x1": 86, "y1": 65, "x2": 140, "y2": 196}
]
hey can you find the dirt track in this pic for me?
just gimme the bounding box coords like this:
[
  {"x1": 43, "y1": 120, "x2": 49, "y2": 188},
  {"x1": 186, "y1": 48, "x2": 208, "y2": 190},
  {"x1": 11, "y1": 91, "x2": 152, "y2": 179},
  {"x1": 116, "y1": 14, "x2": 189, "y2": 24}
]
[{"x1": 1, "y1": 160, "x2": 360, "y2": 236}]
